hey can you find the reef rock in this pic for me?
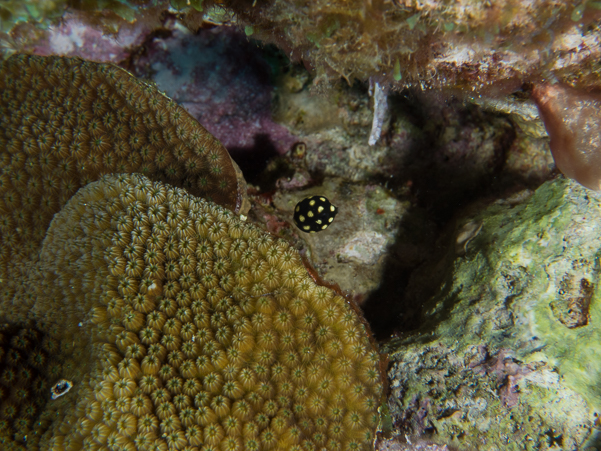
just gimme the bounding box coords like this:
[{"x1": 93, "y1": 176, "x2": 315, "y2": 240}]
[
  {"x1": 5, "y1": 1, "x2": 601, "y2": 95},
  {"x1": 221, "y1": 0, "x2": 601, "y2": 93},
  {"x1": 383, "y1": 177, "x2": 601, "y2": 450}
]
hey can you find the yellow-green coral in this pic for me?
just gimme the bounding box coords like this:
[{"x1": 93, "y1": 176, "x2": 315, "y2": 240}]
[
  {"x1": 0, "y1": 54, "x2": 247, "y2": 297},
  {"x1": 11, "y1": 174, "x2": 383, "y2": 450},
  {"x1": 0, "y1": 54, "x2": 383, "y2": 450}
]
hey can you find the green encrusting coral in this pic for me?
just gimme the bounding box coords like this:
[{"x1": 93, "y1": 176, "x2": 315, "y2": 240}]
[{"x1": 384, "y1": 178, "x2": 601, "y2": 450}]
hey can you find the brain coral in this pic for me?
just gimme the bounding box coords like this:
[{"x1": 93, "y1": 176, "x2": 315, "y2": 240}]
[{"x1": 0, "y1": 54, "x2": 383, "y2": 450}]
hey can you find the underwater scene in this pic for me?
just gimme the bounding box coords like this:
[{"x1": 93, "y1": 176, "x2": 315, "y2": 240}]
[{"x1": 0, "y1": 1, "x2": 600, "y2": 450}]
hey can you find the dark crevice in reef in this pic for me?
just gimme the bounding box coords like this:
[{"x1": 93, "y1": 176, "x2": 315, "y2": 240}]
[
  {"x1": 360, "y1": 91, "x2": 544, "y2": 341},
  {"x1": 229, "y1": 134, "x2": 282, "y2": 186},
  {"x1": 252, "y1": 84, "x2": 543, "y2": 341}
]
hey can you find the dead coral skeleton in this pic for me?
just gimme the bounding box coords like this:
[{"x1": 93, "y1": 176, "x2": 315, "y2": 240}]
[{"x1": 369, "y1": 78, "x2": 389, "y2": 146}]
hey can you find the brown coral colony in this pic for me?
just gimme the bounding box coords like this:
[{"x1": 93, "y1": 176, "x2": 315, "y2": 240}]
[
  {"x1": 0, "y1": 53, "x2": 245, "y2": 262},
  {"x1": 34, "y1": 175, "x2": 382, "y2": 451},
  {"x1": 0, "y1": 54, "x2": 383, "y2": 451}
]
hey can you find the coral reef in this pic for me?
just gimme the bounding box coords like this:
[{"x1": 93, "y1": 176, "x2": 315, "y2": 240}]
[
  {"x1": 0, "y1": 53, "x2": 248, "y2": 279},
  {"x1": 4, "y1": 173, "x2": 383, "y2": 450},
  {"x1": 0, "y1": 1, "x2": 166, "y2": 61},
  {"x1": 3, "y1": 2, "x2": 598, "y2": 449},
  {"x1": 274, "y1": 79, "x2": 523, "y2": 194},
  {"x1": 268, "y1": 177, "x2": 426, "y2": 300},
  {"x1": 0, "y1": 0, "x2": 68, "y2": 39},
  {"x1": 29, "y1": 11, "x2": 157, "y2": 63},
  {"x1": 383, "y1": 178, "x2": 601, "y2": 449},
  {"x1": 220, "y1": 0, "x2": 601, "y2": 93},
  {"x1": 376, "y1": 437, "x2": 449, "y2": 451},
  {"x1": 129, "y1": 24, "x2": 298, "y2": 157},
  {"x1": 0, "y1": 325, "x2": 59, "y2": 446},
  {"x1": 0, "y1": 54, "x2": 383, "y2": 450},
  {"x1": 6, "y1": 0, "x2": 601, "y2": 96}
]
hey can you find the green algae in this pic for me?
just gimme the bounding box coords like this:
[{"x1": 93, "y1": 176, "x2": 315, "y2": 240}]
[
  {"x1": 385, "y1": 178, "x2": 601, "y2": 449},
  {"x1": 0, "y1": 0, "x2": 66, "y2": 32}
]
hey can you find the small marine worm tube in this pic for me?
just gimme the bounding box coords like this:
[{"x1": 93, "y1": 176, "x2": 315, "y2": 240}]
[
  {"x1": 368, "y1": 79, "x2": 388, "y2": 146},
  {"x1": 51, "y1": 379, "x2": 73, "y2": 399}
]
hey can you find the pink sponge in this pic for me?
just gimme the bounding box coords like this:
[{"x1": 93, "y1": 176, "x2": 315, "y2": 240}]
[{"x1": 532, "y1": 83, "x2": 601, "y2": 190}]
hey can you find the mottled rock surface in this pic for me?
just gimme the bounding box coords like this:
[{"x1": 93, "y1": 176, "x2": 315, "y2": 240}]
[
  {"x1": 131, "y1": 25, "x2": 298, "y2": 157},
  {"x1": 272, "y1": 178, "x2": 412, "y2": 297},
  {"x1": 383, "y1": 178, "x2": 601, "y2": 450}
]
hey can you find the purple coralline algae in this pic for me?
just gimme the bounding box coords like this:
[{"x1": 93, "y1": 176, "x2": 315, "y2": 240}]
[
  {"x1": 0, "y1": 2, "x2": 164, "y2": 62},
  {"x1": 130, "y1": 24, "x2": 298, "y2": 156},
  {"x1": 34, "y1": 12, "x2": 155, "y2": 63}
]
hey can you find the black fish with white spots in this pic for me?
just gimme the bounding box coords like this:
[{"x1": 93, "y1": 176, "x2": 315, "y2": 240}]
[{"x1": 293, "y1": 196, "x2": 338, "y2": 233}]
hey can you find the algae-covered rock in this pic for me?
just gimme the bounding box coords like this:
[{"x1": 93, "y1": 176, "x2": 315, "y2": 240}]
[
  {"x1": 383, "y1": 178, "x2": 601, "y2": 450},
  {"x1": 218, "y1": 0, "x2": 601, "y2": 94}
]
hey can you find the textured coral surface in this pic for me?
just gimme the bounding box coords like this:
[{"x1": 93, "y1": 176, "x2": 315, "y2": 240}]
[
  {"x1": 0, "y1": 53, "x2": 247, "y2": 274},
  {"x1": 4, "y1": 174, "x2": 383, "y2": 450},
  {"x1": 0, "y1": 0, "x2": 165, "y2": 61},
  {"x1": 6, "y1": 0, "x2": 601, "y2": 94},
  {"x1": 32, "y1": 11, "x2": 157, "y2": 63},
  {"x1": 0, "y1": 54, "x2": 383, "y2": 450},
  {"x1": 3, "y1": 3, "x2": 597, "y2": 449},
  {"x1": 223, "y1": 0, "x2": 601, "y2": 93},
  {"x1": 0, "y1": 325, "x2": 59, "y2": 447}
]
